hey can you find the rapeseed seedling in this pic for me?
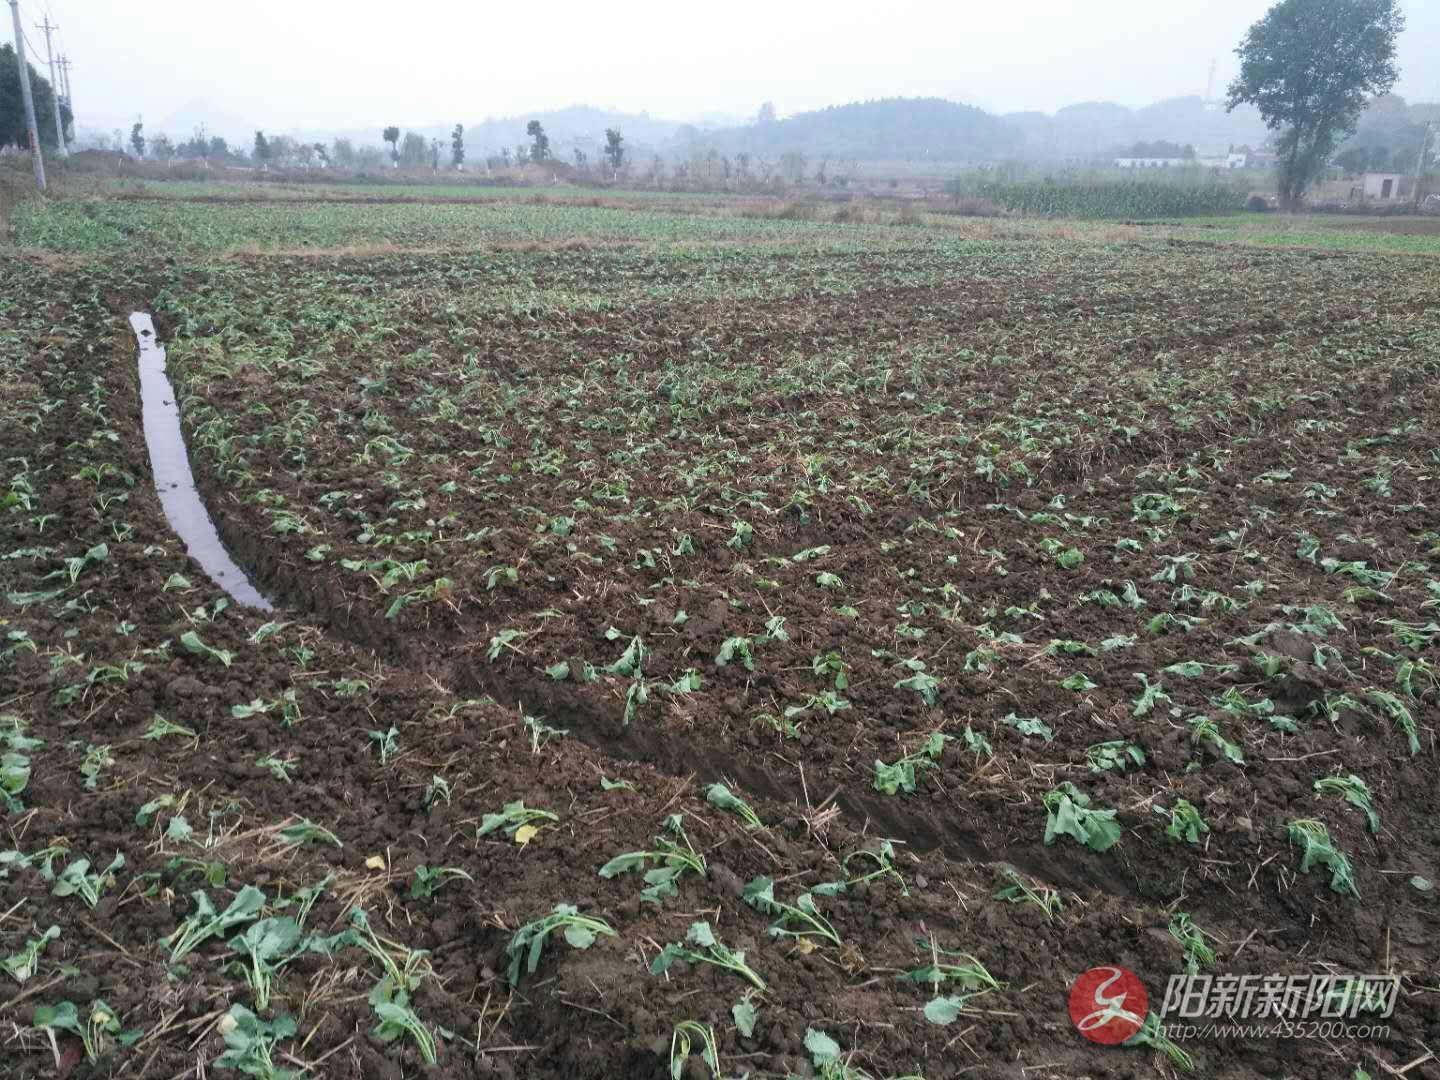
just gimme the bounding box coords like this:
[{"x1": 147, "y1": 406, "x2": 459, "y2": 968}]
[
  {"x1": 1287, "y1": 819, "x2": 1358, "y2": 896},
  {"x1": 1042, "y1": 783, "x2": 1122, "y2": 852},
  {"x1": 873, "y1": 732, "x2": 948, "y2": 795},
  {"x1": 743, "y1": 876, "x2": 841, "y2": 946},
  {"x1": 706, "y1": 782, "x2": 763, "y2": 830},
  {"x1": 1314, "y1": 774, "x2": 1379, "y2": 833},
  {"x1": 478, "y1": 800, "x2": 558, "y2": 840},
  {"x1": 651, "y1": 920, "x2": 765, "y2": 990},
  {"x1": 505, "y1": 904, "x2": 615, "y2": 986},
  {"x1": 1164, "y1": 799, "x2": 1210, "y2": 845},
  {"x1": 598, "y1": 814, "x2": 705, "y2": 904},
  {"x1": 3, "y1": 924, "x2": 59, "y2": 983}
]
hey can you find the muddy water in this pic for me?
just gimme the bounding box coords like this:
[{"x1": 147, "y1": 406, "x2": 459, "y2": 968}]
[{"x1": 129, "y1": 313, "x2": 274, "y2": 612}]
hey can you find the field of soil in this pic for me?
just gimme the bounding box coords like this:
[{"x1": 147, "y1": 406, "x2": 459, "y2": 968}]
[{"x1": 1, "y1": 191, "x2": 1437, "y2": 1080}]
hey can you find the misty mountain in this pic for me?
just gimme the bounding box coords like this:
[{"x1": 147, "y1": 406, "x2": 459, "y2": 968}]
[
  {"x1": 155, "y1": 99, "x2": 256, "y2": 148},
  {"x1": 133, "y1": 94, "x2": 1301, "y2": 168},
  {"x1": 462, "y1": 105, "x2": 684, "y2": 157},
  {"x1": 1005, "y1": 97, "x2": 1270, "y2": 159},
  {"x1": 691, "y1": 98, "x2": 1023, "y2": 162}
]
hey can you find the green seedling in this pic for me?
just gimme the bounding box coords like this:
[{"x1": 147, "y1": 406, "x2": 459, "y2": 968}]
[
  {"x1": 1043, "y1": 783, "x2": 1122, "y2": 852},
  {"x1": 478, "y1": 800, "x2": 558, "y2": 840},
  {"x1": 706, "y1": 782, "x2": 763, "y2": 830},
  {"x1": 347, "y1": 907, "x2": 430, "y2": 1002},
  {"x1": 1314, "y1": 774, "x2": 1380, "y2": 833},
  {"x1": 52, "y1": 852, "x2": 125, "y2": 909},
  {"x1": 1124, "y1": 1011, "x2": 1194, "y2": 1072},
  {"x1": 168, "y1": 886, "x2": 266, "y2": 962},
  {"x1": 422, "y1": 774, "x2": 451, "y2": 812},
  {"x1": 873, "y1": 732, "x2": 948, "y2": 795},
  {"x1": 622, "y1": 676, "x2": 649, "y2": 726},
  {"x1": 1132, "y1": 673, "x2": 1171, "y2": 716},
  {"x1": 651, "y1": 920, "x2": 766, "y2": 991},
  {"x1": 598, "y1": 814, "x2": 705, "y2": 904},
  {"x1": 1087, "y1": 741, "x2": 1145, "y2": 774},
  {"x1": 257, "y1": 755, "x2": 297, "y2": 782},
  {"x1": 894, "y1": 668, "x2": 941, "y2": 705},
  {"x1": 839, "y1": 840, "x2": 909, "y2": 895},
  {"x1": 32, "y1": 999, "x2": 131, "y2": 1066},
  {"x1": 486, "y1": 628, "x2": 524, "y2": 662},
  {"x1": 79, "y1": 743, "x2": 115, "y2": 790},
  {"x1": 372, "y1": 1000, "x2": 438, "y2": 1065},
  {"x1": 1, "y1": 749, "x2": 31, "y2": 812},
  {"x1": 1168, "y1": 912, "x2": 1215, "y2": 975},
  {"x1": 180, "y1": 630, "x2": 234, "y2": 668},
  {"x1": 812, "y1": 650, "x2": 850, "y2": 689},
  {"x1": 368, "y1": 725, "x2": 400, "y2": 764},
  {"x1": 523, "y1": 712, "x2": 568, "y2": 752},
  {"x1": 669, "y1": 1020, "x2": 721, "y2": 1080},
  {"x1": 330, "y1": 678, "x2": 372, "y2": 698},
  {"x1": 663, "y1": 669, "x2": 703, "y2": 695},
  {"x1": 410, "y1": 865, "x2": 473, "y2": 900},
  {"x1": 229, "y1": 918, "x2": 306, "y2": 1012},
  {"x1": 4, "y1": 924, "x2": 59, "y2": 983},
  {"x1": 141, "y1": 715, "x2": 197, "y2": 742},
  {"x1": 715, "y1": 636, "x2": 754, "y2": 671},
  {"x1": 962, "y1": 725, "x2": 994, "y2": 759},
  {"x1": 898, "y1": 936, "x2": 1002, "y2": 992},
  {"x1": 275, "y1": 819, "x2": 341, "y2": 849},
  {"x1": 784, "y1": 690, "x2": 851, "y2": 722},
  {"x1": 1367, "y1": 689, "x2": 1419, "y2": 755},
  {"x1": 275, "y1": 873, "x2": 333, "y2": 930},
  {"x1": 1287, "y1": 819, "x2": 1358, "y2": 897},
  {"x1": 1189, "y1": 716, "x2": 1245, "y2": 765},
  {"x1": 743, "y1": 876, "x2": 841, "y2": 946},
  {"x1": 732, "y1": 996, "x2": 761, "y2": 1037},
  {"x1": 1002, "y1": 713, "x2": 1053, "y2": 741},
  {"x1": 993, "y1": 869, "x2": 1063, "y2": 921},
  {"x1": 214, "y1": 1004, "x2": 298, "y2": 1080},
  {"x1": 607, "y1": 633, "x2": 648, "y2": 676},
  {"x1": 1164, "y1": 799, "x2": 1210, "y2": 845},
  {"x1": 505, "y1": 904, "x2": 615, "y2": 986}
]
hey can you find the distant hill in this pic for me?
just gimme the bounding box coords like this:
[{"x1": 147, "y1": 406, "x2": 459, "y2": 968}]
[
  {"x1": 693, "y1": 98, "x2": 1023, "y2": 162},
  {"x1": 1004, "y1": 97, "x2": 1270, "y2": 160},
  {"x1": 462, "y1": 105, "x2": 683, "y2": 158},
  {"x1": 156, "y1": 99, "x2": 256, "y2": 148}
]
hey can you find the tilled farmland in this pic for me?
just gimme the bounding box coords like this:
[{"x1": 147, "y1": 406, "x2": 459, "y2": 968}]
[{"x1": 1, "y1": 193, "x2": 1437, "y2": 1079}]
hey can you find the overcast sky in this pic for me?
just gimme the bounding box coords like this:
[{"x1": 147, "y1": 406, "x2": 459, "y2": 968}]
[{"x1": 43, "y1": 0, "x2": 1440, "y2": 139}]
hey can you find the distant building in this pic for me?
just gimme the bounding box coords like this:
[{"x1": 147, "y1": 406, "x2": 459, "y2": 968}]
[
  {"x1": 1362, "y1": 172, "x2": 1403, "y2": 199},
  {"x1": 1113, "y1": 157, "x2": 1192, "y2": 169},
  {"x1": 1113, "y1": 155, "x2": 1247, "y2": 170}
]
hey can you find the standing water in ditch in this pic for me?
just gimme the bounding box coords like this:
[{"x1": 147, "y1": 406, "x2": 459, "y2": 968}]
[{"x1": 129, "y1": 313, "x2": 274, "y2": 612}]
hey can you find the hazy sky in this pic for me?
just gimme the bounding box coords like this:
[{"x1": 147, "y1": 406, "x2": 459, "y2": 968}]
[{"x1": 45, "y1": 0, "x2": 1440, "y2": 138}]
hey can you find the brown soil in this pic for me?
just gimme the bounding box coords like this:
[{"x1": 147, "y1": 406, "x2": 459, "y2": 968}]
[{"x1": 1, "y1": 239, "x2": 1437, "y2": 1080}]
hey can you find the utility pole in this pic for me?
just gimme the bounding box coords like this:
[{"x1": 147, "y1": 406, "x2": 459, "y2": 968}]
[
  {"x1": 58, "y1": 54, "x2": 73, "y2": 110},
  {"x1": 35, "y1": 14, "x2": 66, "y2": 157},
  {"x1": 8, "y1": 0, "x2": 46, "y2": 191},
  {"x1": 1414, "y1": 121, "x2": 1434, "y2": 210}
]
